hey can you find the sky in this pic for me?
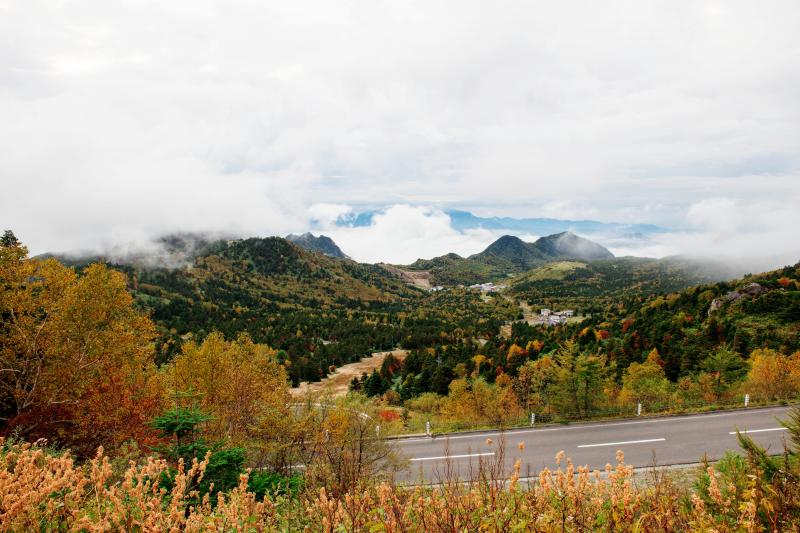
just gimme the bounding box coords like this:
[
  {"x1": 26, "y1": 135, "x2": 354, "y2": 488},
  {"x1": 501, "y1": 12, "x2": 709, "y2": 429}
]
[{"x1": 2, "y1": 1, "x2": 799, "y2": 268}]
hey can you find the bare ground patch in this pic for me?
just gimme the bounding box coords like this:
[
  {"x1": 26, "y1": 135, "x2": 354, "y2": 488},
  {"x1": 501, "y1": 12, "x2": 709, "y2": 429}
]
[{"x1": 290, "y1": 349, "x2": 408, "y2": 397}]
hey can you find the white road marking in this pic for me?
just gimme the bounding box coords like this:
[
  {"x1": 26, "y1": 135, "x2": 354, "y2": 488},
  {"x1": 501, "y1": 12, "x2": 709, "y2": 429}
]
[
  {"x1": 396, "y1": 406, "x2": 792, "y2": 443},
  {"x1": 729, "y1": 427, "x2": 786, "y2": 434},
  {"x1": 577, "y1": 438, "x2": 665, "y2": 448},
  {"x1": 410, "y1": 452, "x2": 495, "y2": 462}
]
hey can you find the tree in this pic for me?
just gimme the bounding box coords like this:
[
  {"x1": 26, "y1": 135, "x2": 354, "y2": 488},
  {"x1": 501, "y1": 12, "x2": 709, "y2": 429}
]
[
  {"x1": 701, "y1": 347, "x2": 748, "y2": 401},
  {"x1": 513, "y1": 356, "x2": 557, "y2": 412},
  {"x1": 302, "y1": 395, "x2": 400, "y2": 497},
  {"x1": 0, "y1": 246, "x2": 163, "y2": 454},
  {"x1": 549, "y1": 341, "x2": 611, "y2": 418},
  {"x1": 618, "y1": 349, "x2": 673, "y2": 409},
  {"x1": 163, "y1": 332, "x2": 292, "y2": 470},
  {"x1": 0, "y1": 230, "x2": 19, "y2": 248},
  {"x1": 151, "y1": 403, "x2": 246, "y2": 498},
  {"x1": 440, "y1": 377, "x2": 522, "y2": 427},
  {"x1": 745, "y1": 348, "x2": 800, "y2": 401}
]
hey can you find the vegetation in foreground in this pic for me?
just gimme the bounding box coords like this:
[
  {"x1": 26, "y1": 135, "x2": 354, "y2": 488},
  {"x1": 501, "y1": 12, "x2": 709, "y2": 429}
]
[{"x1": 2, "y1": 417, "x2": 800, "y2": 531}]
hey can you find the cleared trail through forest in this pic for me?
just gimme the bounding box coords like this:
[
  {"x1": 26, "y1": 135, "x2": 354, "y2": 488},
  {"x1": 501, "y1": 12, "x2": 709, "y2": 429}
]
[{"x1": 290, "y1": 349, "x2": 408, "y2": 397}]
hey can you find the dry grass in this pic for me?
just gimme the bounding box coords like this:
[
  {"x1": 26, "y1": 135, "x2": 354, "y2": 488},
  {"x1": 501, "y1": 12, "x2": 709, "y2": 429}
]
[{"x1": 2, "y1": 435, "x2": 796, "y2": 531}]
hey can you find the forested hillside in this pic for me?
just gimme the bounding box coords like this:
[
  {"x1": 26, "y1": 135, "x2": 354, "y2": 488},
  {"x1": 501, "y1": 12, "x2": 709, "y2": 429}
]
[
  {"x1": 73, "y1": 236, "x2": 518, "y2": 386},
  {"x1": 508, "y1": 256, "x2": 733, "y2": 314}
]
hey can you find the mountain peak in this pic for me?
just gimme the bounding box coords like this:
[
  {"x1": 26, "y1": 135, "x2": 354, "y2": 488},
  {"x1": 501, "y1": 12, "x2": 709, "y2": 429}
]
[
  {"x1": 533, "y1": 231, "x2": 614, "y2": 261},
  {"x1": 285, "y1": 233, "x2": 348, "y2": 259}
]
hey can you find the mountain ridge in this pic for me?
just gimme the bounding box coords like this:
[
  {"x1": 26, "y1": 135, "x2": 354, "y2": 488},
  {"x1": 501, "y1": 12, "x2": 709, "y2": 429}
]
[
  {"x1": 286, "y1": 232, "x2": 348, "y2": 259},
  {"x1": 407, "y1": 231, "x2": 614, "y2": 285}
]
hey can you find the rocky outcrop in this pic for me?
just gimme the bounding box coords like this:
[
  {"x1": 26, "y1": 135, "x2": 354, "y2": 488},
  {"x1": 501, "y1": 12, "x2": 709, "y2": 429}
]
[{"x1": 708, "y1": 282, "x2": 768, "y2": 316}]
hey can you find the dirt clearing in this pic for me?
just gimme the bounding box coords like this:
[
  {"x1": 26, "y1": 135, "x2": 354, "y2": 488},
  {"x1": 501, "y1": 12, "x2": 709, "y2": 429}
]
[{"x1": 290, "y1": 349, "x2": 408, "y2": 397}]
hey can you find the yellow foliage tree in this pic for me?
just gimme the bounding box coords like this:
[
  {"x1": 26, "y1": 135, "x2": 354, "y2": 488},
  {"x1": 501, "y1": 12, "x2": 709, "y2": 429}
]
[
  {"x1": 441, "y1": 378, "x2": 522, "y2": 427},
  {"x1": 618, "y1": 349, "x2": 673, "y2": 409},
  {"x1": 164, "y1": 332, "x2": 290, "y2": 458},
  {"x1": 745, "y1": 348, "x2": 800, "y2": 401}
]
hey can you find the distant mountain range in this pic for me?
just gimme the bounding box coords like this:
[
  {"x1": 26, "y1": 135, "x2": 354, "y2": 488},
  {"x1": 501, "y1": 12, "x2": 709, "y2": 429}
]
[
  {"x1": 286, "y1": 232, "x2": 348, "y2": 258},
  {"x1": 337, "y1": 208, "x2": 667, "y2": 239}
]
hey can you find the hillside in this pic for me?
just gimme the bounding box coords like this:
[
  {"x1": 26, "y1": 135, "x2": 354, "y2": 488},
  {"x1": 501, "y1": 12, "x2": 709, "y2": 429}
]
[
  {"x1": 508, "y1": 256, "x2": 732, "y2": 314},
  {"x1": 510, "y1": 261, "x2": 800, "y2": 380},
  {"x1": 93, "y1": 237, "x2": 422, "y2": 381}
]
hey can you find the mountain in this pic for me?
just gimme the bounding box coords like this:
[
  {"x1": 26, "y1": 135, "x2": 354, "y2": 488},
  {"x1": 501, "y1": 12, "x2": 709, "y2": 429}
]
[
  {"x1": 286, "y1": 232, "x2": 348, "y2": 258},
  {"x1": 530, "y1": 232, "x2": 614, "y2": 261},
  {"x1": 445, "y1": 210, "x2": 666, "y2": 236},
  {"x1": 470, "y1": 235, "x2": 548, "y2": 268},
  {"x1": 406, "y1": 232, "x2": 614, "y2": 285}
]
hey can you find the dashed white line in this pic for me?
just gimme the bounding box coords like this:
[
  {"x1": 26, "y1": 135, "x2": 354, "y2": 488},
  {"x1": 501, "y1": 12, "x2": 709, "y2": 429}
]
[
  {"x1": 577, "y1": 438, "x2": 666, "y2": 448},
  {"x1": 729, "y1": 427, "x2": 786, "y2": 435},
  {"x1": 410, "y1": 452, "x2": 495, "y2": 462},
  {"x1": 396, "y1": 406, "x2": 792, "y2": 443}
]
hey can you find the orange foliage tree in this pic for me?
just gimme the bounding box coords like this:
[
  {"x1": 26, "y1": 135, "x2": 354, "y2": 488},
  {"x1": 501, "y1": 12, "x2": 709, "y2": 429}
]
[{"x1": 0, "y1": 238, "x2": 164, "y2": 454}]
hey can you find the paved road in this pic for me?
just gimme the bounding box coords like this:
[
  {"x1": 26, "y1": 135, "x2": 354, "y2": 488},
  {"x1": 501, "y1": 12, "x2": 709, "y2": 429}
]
[{"x1": 396, "y1": 406, "x2": 794, "y2": 483}]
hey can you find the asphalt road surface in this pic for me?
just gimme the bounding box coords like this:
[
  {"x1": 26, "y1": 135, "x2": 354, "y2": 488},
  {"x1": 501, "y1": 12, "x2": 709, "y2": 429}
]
[{"x1": 396, "y1": 406, "x2": 794, "y2": 483}]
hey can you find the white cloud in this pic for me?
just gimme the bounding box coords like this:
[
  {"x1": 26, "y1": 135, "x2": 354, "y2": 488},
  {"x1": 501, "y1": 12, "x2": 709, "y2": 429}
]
[
  {"x1": 609, "y1": 196, "x2": 800, "y2": 272},
  {"x1": 1, "y1": 0, "x2": 798, "y2": 261},
  {"x1": 319, "y1": 205, "x2": 498, "y2": 264}
]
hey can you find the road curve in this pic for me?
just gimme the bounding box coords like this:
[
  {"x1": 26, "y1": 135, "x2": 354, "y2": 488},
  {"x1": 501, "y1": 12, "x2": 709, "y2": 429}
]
[{"x1": 396, "y1": 405, "x2": 794, "y2": 483}]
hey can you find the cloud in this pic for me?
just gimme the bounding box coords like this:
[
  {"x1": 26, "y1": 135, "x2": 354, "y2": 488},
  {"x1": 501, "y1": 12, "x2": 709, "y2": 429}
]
[
  {"x1": 318, "y1": 205, "x2": 499, "y2": 264},
  {"x1": 1, "y1": 1, "x2": 798, "y2": 259},
  {"x1": 608, "y1": 196, "x2": 800, "y2": 272}
]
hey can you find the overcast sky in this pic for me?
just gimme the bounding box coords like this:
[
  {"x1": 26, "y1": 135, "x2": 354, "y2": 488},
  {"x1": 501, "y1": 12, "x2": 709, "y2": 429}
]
[{"x1": 2, "y1": 1, "x2": 799, "y2": 266}]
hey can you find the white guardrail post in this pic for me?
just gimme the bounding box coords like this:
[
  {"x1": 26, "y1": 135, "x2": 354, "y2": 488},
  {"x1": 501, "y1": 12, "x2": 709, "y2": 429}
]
[
  {"x1": 636, "y1": 402, "x2": 642, "y2": 416},
  {"x1": 530, "y1": 412, "x2": 535, "y2": 427},
  {"x1": 744, "y1": 393, "x2": 750, "y2": 407},
  {"x1": 425, "y1": 420, "x2": 431, "y2": 437}
]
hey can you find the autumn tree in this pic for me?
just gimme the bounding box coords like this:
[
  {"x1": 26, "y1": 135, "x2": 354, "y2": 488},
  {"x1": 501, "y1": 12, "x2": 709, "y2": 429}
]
[
  {"x1": 700, "y1": 347, "x2": 748, "y2": 401},
  {"x1": 0, "y1": 240, "x2": 163, "y2": 454},
  {"x1": 550, "y1": 341, "x2": 612, "y2": 418},
  {"x1": 301, "y1": 394, "x2": 400, "y2": 497},
  {"x1": 618, "y1": 348, "x2": 673, "y2": 409},
  {"x1": 441, "y1": 377, "x2": 523, "y2": 427},
  {"x1": 513, "y1": 356, "x2": 557, "y2": 412},
  {"x1": 163, "y1": 332, "x2": 296, "y2": 470},
  {"x1": 745, "y1": 348, "x2": 800, "y2": 401}
]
